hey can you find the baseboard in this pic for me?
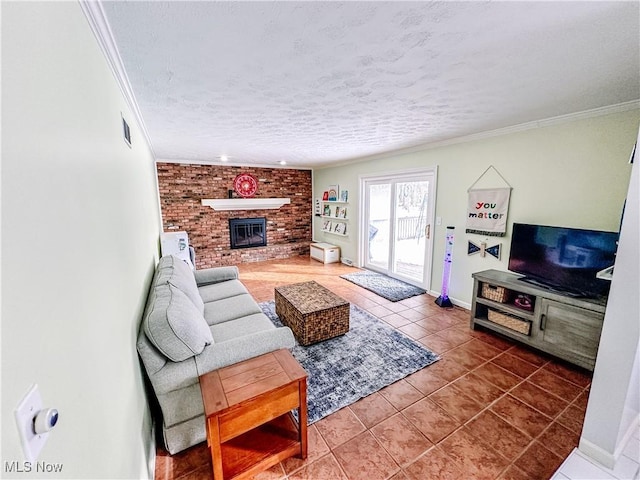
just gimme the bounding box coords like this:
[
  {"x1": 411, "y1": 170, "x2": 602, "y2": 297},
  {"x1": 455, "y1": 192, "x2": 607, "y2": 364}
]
[
  {"x1": 616, "y1": 414, "x2": 640, "y2": 464},
  {"x1": 428, "y1": 290, "x2": 471, "y2": 310},
  {"x1": 579, "y1": 414, "x2": 640, "y2": 471},
  {"x1": 579, "y1": 437, "x2": 617, "y2": 470}
]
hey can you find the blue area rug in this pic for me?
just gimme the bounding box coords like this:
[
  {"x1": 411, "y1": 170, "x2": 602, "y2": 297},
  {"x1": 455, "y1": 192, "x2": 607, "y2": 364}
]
[
  {"x1": 260, "y1": 301, "x2": 439, "y2": 424},
  {"x1": 340, "y1": 270, "x2": 427, "y2": 302}
]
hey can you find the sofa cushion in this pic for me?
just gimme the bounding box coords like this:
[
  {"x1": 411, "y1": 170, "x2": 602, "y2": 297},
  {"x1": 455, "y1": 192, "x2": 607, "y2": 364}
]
[
  {"x1": 156, "y1": 255, "x2": 204, "y2": 314},
  {"x1": 144, "y1": 284, "x2": 213, "y2": 362},
  {"x1": 198, "y1": 279, "x2": 248, "y2": 303},
  {"x1": 194, "y1": 266, "x2": 239, "y2": 286},
  {"x1": 210, "y1": 313, "x2": 276, "y2": 342},
  {"x1": 203, "y1": 294, "x2": 263, "y2": 325}
]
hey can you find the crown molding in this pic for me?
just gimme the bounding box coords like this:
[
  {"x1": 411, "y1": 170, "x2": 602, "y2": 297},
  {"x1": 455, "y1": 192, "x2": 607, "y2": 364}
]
[
  {"x1": 318, "y1": 100, "x2": 640, "y2": 170},
  {"x1": 79, "y1": 0, "x2": 155, "y2": 157},
  {"x1": 155, "y1": 158, "x2": 313, "y2": 171}
]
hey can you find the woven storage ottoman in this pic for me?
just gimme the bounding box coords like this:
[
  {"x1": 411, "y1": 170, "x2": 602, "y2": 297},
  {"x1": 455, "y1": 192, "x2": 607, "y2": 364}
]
[{"x1": 275, "y1": 281, "x2": 350, "y2": 346}]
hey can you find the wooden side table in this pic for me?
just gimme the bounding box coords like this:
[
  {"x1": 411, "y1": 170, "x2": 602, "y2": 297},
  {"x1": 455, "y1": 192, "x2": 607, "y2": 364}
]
[{"x1": 199, "y1": 349, "x2": 308, "y2": 480}]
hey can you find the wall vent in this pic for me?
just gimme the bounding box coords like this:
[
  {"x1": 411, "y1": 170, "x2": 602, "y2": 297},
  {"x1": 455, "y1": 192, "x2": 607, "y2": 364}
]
[{"x1": 122, "y1": 115, "x2": 131, "y2": 147}]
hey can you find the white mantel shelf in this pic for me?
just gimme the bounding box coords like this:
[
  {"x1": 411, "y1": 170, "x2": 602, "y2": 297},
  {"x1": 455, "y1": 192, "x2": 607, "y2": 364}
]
[{"x1": 201, "y1": 198, "x2": 291, "y2": 211}]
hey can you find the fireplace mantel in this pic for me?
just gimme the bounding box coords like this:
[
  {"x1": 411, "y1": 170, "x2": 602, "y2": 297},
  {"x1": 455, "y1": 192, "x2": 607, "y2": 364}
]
[{"x1": 201, "y1": 198, "x2": 291, "y2": 211}]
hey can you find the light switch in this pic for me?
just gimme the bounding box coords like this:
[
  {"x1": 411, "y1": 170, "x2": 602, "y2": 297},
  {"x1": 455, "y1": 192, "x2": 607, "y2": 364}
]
[
  {"x1": 14, "y1": 384, "x2": 49, "y2": 462},
  {"x1": 436, "y1": 216, "x2": 442, "y2": 226}
]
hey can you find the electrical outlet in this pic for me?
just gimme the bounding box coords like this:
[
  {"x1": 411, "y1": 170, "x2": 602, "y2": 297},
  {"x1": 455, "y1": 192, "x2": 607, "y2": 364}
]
[{"x1": 14, "y1": 384, "x2": 49, "y2": 462}]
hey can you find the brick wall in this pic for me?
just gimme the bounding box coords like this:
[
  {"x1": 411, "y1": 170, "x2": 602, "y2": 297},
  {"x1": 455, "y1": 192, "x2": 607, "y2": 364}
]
[{"x1": 157, "y1": 163, "x2": 312, "y2": 268}]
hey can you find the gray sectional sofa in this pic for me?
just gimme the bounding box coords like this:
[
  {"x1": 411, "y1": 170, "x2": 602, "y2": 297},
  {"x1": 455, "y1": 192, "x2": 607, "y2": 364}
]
[{"x1": 137, "y1": 255, "x2": 295, "y2": 454}]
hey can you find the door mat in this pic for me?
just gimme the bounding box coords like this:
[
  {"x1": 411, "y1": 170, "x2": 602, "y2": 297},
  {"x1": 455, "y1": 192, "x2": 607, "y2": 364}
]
[{"x1": 340, "y1": 270, "x2": 427, "y2": 302}]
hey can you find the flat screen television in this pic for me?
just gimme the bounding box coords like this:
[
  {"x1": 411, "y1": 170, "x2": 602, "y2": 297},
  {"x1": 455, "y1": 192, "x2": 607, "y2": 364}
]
[{"x1": 508, "y1": 223, "x2": 618, "y2": 298}]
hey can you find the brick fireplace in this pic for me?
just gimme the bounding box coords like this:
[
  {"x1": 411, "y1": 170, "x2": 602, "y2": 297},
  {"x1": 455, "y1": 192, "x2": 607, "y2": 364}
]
[{"x1": 156, "y1": 163, "x2": 312, "y2": 268}]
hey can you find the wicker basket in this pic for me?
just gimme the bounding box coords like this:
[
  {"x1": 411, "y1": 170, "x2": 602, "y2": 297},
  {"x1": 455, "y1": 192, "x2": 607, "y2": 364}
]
[
  {"x1": 481, "y1": 283, "x2": 511, "y2": 303},
  {"x1": 487, "y1": 309, "x2": 531, "y2": 335}
]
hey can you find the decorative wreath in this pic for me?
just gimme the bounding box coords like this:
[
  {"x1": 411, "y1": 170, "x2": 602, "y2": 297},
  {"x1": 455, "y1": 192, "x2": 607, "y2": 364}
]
[{"x1": 233, "y1": 173, "x2": 258, "y2": 198}]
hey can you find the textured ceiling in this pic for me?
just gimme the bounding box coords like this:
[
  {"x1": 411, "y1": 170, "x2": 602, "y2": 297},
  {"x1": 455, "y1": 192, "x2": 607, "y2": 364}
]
[{"x1": 101, "y1": 1, "x2": 639, "y2": 168}]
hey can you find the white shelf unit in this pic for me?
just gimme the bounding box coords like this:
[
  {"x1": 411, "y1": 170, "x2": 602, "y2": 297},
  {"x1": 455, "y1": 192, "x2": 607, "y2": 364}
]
[
  {"x1": 321, "y1": 229, "x2": 348, "y2": 236},
  {"x1": 321, "y1": 200, "x2": 349, "y2": 237}
]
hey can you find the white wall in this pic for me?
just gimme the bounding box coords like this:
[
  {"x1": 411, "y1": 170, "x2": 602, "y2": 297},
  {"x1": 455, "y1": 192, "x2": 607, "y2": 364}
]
[
  {"x1": 2, "y1": 3, "x2": 161, "y2": 478},
  {"x1": 579, "y1": 134, "x2": 640, "y2": 468},
  {"x1": 314, "y1": 109, "x2": 639, "y2": 306}
]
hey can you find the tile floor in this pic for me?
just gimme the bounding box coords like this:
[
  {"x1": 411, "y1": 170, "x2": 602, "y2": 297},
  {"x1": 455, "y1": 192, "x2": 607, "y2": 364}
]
[{"x1": 155, "y1": 257, "x2": 594, "y2": 480}]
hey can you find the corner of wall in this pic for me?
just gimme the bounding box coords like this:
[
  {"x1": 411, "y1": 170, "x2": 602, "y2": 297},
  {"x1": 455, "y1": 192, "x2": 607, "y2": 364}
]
[
  {"x1": 579, "y1": 437, "x2": 617, "y2": 470},
  {"x1": 141, "y1": 421, "x2": 156, "y2": 479}
]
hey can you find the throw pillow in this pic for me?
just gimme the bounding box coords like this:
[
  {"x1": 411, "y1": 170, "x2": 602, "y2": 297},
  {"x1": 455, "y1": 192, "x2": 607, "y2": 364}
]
[{"x1": 144, "y1": 283, "x2": 213, "y2": 362}]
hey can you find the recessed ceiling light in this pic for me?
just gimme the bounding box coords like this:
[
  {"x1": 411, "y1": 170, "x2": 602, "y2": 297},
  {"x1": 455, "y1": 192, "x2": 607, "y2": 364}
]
[
  {"x1": 220, "y1": 155, "x2": 228, "y2": 162},
  {"x1": 279, "y1": 160, "x2": 287, "y2": 166}
]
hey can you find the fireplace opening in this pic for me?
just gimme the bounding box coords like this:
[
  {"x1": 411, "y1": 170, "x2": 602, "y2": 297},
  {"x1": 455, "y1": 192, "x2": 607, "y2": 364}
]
[{"x1": 229, "y1": 217, "x2": 267, "y2": 249}]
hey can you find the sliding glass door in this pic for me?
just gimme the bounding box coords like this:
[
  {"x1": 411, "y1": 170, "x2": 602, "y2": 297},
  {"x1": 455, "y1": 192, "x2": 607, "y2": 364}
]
[{"x1": 362, "y1": 169, "x2": 437, "y2": 289}]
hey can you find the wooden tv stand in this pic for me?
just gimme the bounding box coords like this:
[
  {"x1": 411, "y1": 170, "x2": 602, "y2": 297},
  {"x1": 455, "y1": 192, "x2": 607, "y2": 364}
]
[{"x1": 470, "y1": 269, "x2": 608, "y2": 371}]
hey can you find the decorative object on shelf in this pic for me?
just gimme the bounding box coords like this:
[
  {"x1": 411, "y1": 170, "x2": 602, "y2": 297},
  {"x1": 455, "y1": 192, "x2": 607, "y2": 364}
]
[
  {"x1": 323, "y1": 204, "x2": 331, "y2": 216},
  {"x1": 337, "y1": 207, "x2": 347, "y2": 218},
  {"x1": 327, "y1": 184, "x2": 339, "y2": 201},
  {"x1": 323, "y1": 220, "x2": 332, "y2": 231},
  {"x1": 334, "y1": 223, "x2": 346, "y2": 235},
  {"x1": 340, "y1": 190, "x2": 349, "y2": 202},
  {"x1": 467, "y1": 240, "x2": 501, "y2": 259},
  {"x1": 233, "y1": 173, "x2": 258, "y2": 198},
  {"x1": 514, "y1": 294, "x2": 534, "y2": 311},
  {"x1": 436, "y1": 226, "x2": 455, "y2": 308},
  {"x1": 466, "y1": 165, "x2": 511, "y2": 237},
  {"x1": 322, "y1": 191, "x2": 329, "y2": 201}
]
